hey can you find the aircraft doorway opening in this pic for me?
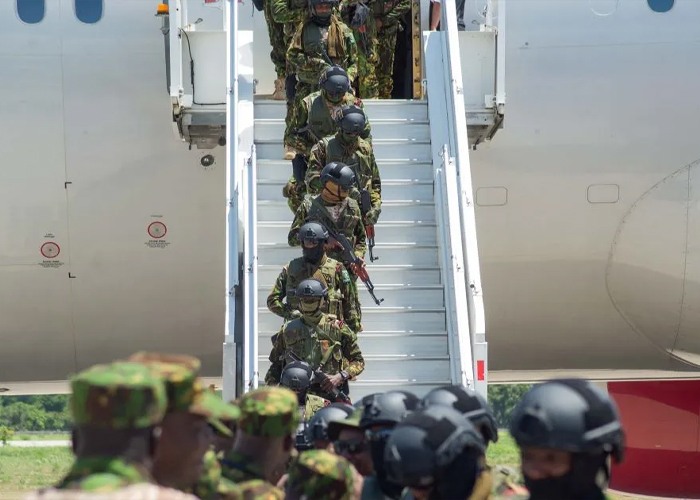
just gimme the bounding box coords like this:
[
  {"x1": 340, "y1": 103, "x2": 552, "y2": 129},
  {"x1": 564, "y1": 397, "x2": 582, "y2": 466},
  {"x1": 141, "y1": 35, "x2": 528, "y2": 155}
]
[{"x1": 392, "y1": 3, "x2": 422, "y2": 99}]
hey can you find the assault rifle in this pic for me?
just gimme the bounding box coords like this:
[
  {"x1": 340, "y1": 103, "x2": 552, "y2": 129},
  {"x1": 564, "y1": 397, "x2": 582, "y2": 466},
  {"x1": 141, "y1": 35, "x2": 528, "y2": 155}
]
[
  {"x1": 358, "y1": 183, "x2": 378, "y2": 262},
  {"x1": 327, "y1": 228, "x2": 384, "y2": 306},
  {"x1": 284, "y1": 351, "x2": 352, "y2": 404}
]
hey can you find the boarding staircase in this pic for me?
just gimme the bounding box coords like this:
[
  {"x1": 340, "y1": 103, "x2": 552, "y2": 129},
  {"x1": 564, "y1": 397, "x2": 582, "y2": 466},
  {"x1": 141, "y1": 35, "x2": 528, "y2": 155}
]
[{"x1": 254, "y1": 100, "x2": 450, "y2": 401}]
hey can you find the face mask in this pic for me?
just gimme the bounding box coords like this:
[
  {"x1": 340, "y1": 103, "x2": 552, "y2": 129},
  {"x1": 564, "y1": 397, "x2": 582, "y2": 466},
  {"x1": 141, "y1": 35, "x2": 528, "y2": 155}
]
[
  {"x1": 311, "y1": 9, "x2": 332, "y2": 26},
  {"x1": 339, "y1": 131, "x2": 359, "y2": 144},
  {"x1": 524, "y1": 454, "x2": 605, "y2": 500},
  {"x1": 370, "y1": 439, "x2": 405, "y2": 499},
  {"x1": 299, "y1": 298, "x2": 323, "y2": 315},
  {"x1": 302, "y1": 245, "x2": 324, "y2": 264},
  {"x1": 324, "y1": 90, "x2": 344, "y2": 103}
]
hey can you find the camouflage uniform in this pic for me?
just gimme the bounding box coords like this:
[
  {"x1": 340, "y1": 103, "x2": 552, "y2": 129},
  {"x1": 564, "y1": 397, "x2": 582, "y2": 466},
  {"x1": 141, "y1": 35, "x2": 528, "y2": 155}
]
[
  {"x1": 263, "y1": 0, "x2": 287, "y2": 81},
  {"x1": 372, "y1": 0, "x2": 410, "y2": 98},
  {"x1": 287, "y1": 14, "x2": 358, "y2": 107},
  {"x1": 340, "y1": 1, "x2": 380, "y2": 98},
  {"x1": 24, "y1": 362, "x2": 197, "y2": 500},
  {"x1": 221, "y1": 387, "x2": 300, "y2": 485},
  {"x1": 286, "y1": 450, "x2": 356, "y2": 500},
  {"x1": 283, "y1": 90, "x2": 372, "y2": 213},
  {"x1": 306, "y1": 133, "x2": 382, "y2": 225},
  {"x1": 264, "y1": 312, "x2": 365, "y2": 393},
  {"x1": 266, "y1": 254, "x2": 360, "y2": 332},
  {"x1": 225, "y1": 480, "x2": 284, "y2": 500}
]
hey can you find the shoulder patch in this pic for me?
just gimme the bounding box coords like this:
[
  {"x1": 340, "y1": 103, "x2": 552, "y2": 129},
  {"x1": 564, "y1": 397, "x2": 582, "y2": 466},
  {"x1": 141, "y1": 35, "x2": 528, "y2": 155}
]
[{"x1": 354, "y1": 97, "x2": 363, "y2": 106}]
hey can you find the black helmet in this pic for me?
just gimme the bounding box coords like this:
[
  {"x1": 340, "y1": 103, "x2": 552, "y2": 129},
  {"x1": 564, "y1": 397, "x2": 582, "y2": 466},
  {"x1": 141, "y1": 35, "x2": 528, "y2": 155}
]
[
  {"x1": 509, "y1": 379, "x2": 625, "y2": 462},
  {"x1": 309, "y1": 0, "x2": 338, "y2": 24},
  {"x1": 306, "y1": 402, "x2": 355, "y2": 442},
  {"x1": 421, "y1": 385, "x2": 498, "y2": 444},
  {"x1": 280, "y1": 361, "x2": 313, "y2": 392},
  {"x1": 320, "y1": 161, "x2": 355, "y2": 190},
  {"x1": 294, "y1": 279, "x2": 328, "y2": 300},
  {"x1": 319, "y1": 66, "x2": 351, "y2": 99},
  {"x1": 295, "y1": 421, "x2": 314, "y2": 451},
  {"x1": 360, "y1": 390, "x2": 420, "y2": 429},
  {"x1": 354, "y1": 392, "x2": 380, "y2": 411},
  {"x1": 338, "y1": 105, "x2": 366, "y2": 135},
  {"x1": 297, "y1": 221, "x2": 329, "y2": 245},
  {"x1": 383, "y1": 405, "x2": 485, "y2": 498}
]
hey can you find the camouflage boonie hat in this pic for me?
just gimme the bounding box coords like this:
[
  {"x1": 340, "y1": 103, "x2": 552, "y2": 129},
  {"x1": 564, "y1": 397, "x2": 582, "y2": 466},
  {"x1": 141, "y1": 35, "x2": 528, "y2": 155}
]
[
  {"x1": 70, "y1": 361, "x2": 167, "y2": 429},
  {"x1": 286, "y1": 449, "x2": 355, "y2": 500},
  {"x1": 237, "y1": 387, "x2": 299, "y2": 438},
  {"x1": 327, "y1": 407, "x2": 362, "y2": 441},
  {"x1": 228, "y1": 480, "x2": 284, "y2": 500},
  {"x1": 127, "y1": 352, "x2": 240, "y2": 436}
]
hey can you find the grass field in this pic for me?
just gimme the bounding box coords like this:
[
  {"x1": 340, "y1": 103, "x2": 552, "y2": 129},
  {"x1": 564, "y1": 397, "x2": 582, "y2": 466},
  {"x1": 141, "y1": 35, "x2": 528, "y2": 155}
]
[
  {"x1": 0, "y1": 432, "x2": 655, "y2": 500},
  {"x1": 12, "y1": 434, "x2": 70, "y2": 441}
]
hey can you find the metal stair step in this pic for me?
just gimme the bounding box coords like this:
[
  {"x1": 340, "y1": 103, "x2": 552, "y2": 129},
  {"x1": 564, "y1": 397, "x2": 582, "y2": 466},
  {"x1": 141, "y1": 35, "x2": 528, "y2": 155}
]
[
  {"x1": 257, "y1": 264, "x2": 442, "y2": 286},
  {"x1": 257, "y1": 243, "x2": 439, "y2": 267},
  {"x1": 254, "y1": 99, "x2": 429, "y2": 121},
  {"x1": 254, "y1": 119, "x2": 431, "y2": 142},
  {"x1": 258, "y1": 307, "x2": 446, "y2": 331},
  {"x1": 258, "y1": 356, "x2": 451, "y2": 383},
  {"x1": 256, "y1": 179, "x2": 434, "y2": 202},
  {"x1": 255, "y1": 140, "x2": 432, "y2": 162},
  {"x1": 343, "y1": 383, "x2": 448, "y2": 402},
  {"x1": 257, "y1": 284, "x2": 445, "y2": 309},
  {"x1": 257, "y1": 200, "x2": 436, "y2": 223},
  {"x1": 258, "y1": 221, "x2": 437, "y2": 245},
  {"x1": 256, "y1": 159, "x2": 433, "y2": 182},
  {"x1": 258, "y1": 330, "x2": 449, "y2": 357}
]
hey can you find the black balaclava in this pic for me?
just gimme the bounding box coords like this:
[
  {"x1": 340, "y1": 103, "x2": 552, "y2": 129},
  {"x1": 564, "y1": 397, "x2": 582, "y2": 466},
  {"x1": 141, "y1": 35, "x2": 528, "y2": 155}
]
[{"x1": 524, "y1": 454, "x2": 607, "y2": 500}]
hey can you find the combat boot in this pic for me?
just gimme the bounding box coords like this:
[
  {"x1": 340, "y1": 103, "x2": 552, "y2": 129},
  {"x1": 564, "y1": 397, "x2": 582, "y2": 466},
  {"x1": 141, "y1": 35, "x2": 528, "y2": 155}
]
[
  {"x1": 284, "y1": 145, "x2": 297, "y2": 160},
  {"x1": 272, "y1": 77, "x2": 286, "y2": 100}
]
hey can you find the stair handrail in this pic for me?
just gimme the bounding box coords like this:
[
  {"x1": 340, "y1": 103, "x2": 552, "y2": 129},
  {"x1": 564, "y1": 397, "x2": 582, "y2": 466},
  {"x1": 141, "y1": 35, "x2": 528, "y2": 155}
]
[
  {"x1": 438, "y1": 0, "x2": 488, "y2": 395},
  {"x1": 243, "y1": 145, "x2": 259, "y2": 393}
]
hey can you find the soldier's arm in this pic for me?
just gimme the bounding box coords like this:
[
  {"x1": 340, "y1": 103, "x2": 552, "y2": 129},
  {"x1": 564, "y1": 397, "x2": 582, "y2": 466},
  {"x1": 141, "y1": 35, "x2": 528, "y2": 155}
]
[
  {"x1": 343, "y1": 26, "x2": 359, "y2": 82},
  {"x1": 354, "y1": 209, "x2": 368, "y2": 259},
  {"x1": 368, "y1": 147, "x2": 382, "y2": 217},
  {"x1": 305, "y1": 141, "x2": 328, "y2": 194},
  {"x1": 385, "y1": 0, "x2": 411, "y2": 24},
  {"x1": 271, "y1": 0, "x2": 298, "y2": 23},
  {"x1": 266, "y1": 266, "x2": 291, "y2": 318},
  {"x1": 264, "y1": 329, "x2": 286, "y2": 385},
  {"x1": 287, "y1": 99, "x2": 313, "y2": 154},
  {"x1": 358, "y1": 99, "x2": 373, "y2": 144},
  {"x1": 337, "y1": 263, "x2": 361, "y2": 331},
  {"x1": 340, "y1": 326, "x2": 365, "y2": 378},
  {"x1": 288, "y1": 203, "x2": 308, "y2": 246},
  {"x1": 286, "y1": 30, "x2": 305, "y2": 74}
]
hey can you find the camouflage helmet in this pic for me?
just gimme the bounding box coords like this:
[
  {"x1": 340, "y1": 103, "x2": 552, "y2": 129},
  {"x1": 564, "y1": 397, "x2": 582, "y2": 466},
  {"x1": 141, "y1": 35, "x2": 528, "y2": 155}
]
[
  {"x1": 237, "y1": 386, "x2": 300, "y2": 438},
  {"x1": 127, "y1": 352, "x2": 240, "y2": 437},
  {"x1": 286, "y1": 449, "x2": 355, "y2": 500},
  {"x1": 228, "y1": 479, "x2": 284, "y2": 499},
  {"x1": 69, "y1": 361, "x2": 167, "y2": 429}
]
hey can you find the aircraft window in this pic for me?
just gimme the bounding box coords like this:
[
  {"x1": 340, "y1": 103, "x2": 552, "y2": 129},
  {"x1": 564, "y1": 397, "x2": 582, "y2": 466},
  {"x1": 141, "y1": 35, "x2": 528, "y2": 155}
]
[
  {"x1": 647, "y1": 0, "x2": 674, "y2": 12},
  {"x1": 17, "y1": 0, "x2": 45, "y2": 24},
  {"x1": 75, "y1": 0, "x2": 103, "y2": 23}
]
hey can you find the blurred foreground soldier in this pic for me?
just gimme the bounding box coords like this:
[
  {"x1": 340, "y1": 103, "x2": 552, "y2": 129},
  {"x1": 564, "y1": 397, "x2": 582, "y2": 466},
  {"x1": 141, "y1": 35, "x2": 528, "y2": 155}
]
[
  {"x1": 306, "y1": 402, "x2": 354, "y2": 449},
  {"x1": 420, "y1": 385, "x2": 525, "y2": 498},
  {"x1": 23, "y1": 362, "x2": 198, "y2": 500},
  {"x1": 267, "y1": 221, "x2": 360, "y2": 331},
  {"x1": 328, "y1": 407, "x2": 375, "y2": 476},
  {"x1": 126, "y1": 352, "x2": 239, "y2": 497},
  {"x1": 306, "y1": 106, "x2": 382, "y2": 227},
  {"x1": 286, "y1": 449, "x2": 359, "y2": 500},
  {"x1": 221, "y1": 386, "x2": 299, "y2": 491},
  {"x1": 359, "y1": 391, "x2": 420, "y2": 499},
  {"x1": 226, "y1": 480, "x2": 284, "y2": 500},
  {"x1": 385, "y1": 405, "x2": 486, "y2": 500},
  {"x1": 265, "y1": 279, "x2": 365, "y2": 400},
  {"x1": 508, "y1": 379, "x2": 625, "y2": 500},
  {"x1": 283, "y1": 66, "x2": 371, "y2": 211}
]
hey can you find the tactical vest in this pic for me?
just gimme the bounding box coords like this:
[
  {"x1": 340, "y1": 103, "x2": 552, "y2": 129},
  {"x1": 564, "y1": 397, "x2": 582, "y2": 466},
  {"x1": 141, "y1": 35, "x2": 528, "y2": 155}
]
[
  {"x1": 303, "y1": 196, "x2": 362, "y2": 262},
  {"x1": 286, "y1": 257, "x2": 345, "y2": 318},
  {"x1": 324, "y1": 136, "x2": 374, "y2": 191},
  {"x1": 305, "y1": 92, "x2": 356, "y2": 141},
  {"x1": 281, "y1": 316, "x2": 344, "y2": 373}
]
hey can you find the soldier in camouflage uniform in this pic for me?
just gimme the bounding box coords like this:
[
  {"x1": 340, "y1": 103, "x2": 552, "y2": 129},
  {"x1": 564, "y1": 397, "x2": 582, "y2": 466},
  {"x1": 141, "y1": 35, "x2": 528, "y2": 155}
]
[
  {"x1": 340, "y1": 0, "x2": 379, "y2": 98},
  {"x1": 279, "y1": 360, "x2": 333, "y2": 422},
  {"x1": 263, "y1": 0, "x2": 288, "y2": 100},
  {"x1": 268, "y1": 221, "x2": 360, "y2": 332},
  {"x1": 327, "y1": 408, "x2": 374, "y2": 477},
  {"x1": 288, "y1": 163, "x2": 367, "y2": 316},
  {"x1": 505, "y1": 379, "x2": 625, "y2": 500},
  {"x1": 220, "y1": 386, "x2": 299, "y2": 492},
  {"x1": 306, "y1": 106, "x2": 382, "y2": 227},
  {"x1": 286, "y1": 0, "x2": 358, "y2": 158},
  {"x1": 226, "y1": 480, "x2": 284, "y2": 500},
  {"x1": 282, "y1": 66, "x2": 372, "y2": 212},
  {"x1": 265, "y1": 279, "x2": 365, "y2": 401},
  {"x1": 126, "y1": 352, "x2": 240, "y2": 498},
  {"x1": 23, "y1": 361, "x2": 199, "y2": 500},
  {"x1": 372, "y1": 0, "x2": 410, "y2": 98},
  {"x1": 285, "y1": 449, "x2": 357, "y2": 500}
]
